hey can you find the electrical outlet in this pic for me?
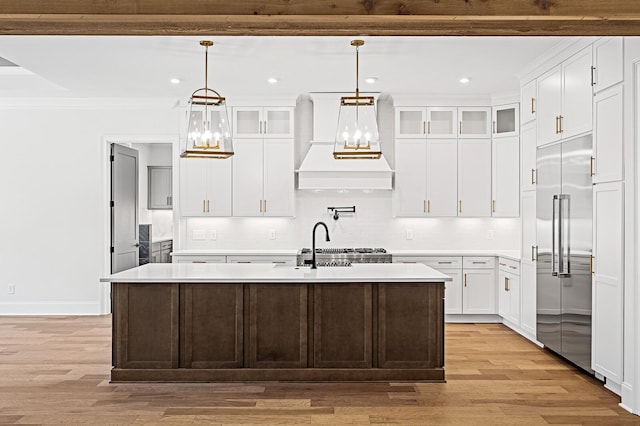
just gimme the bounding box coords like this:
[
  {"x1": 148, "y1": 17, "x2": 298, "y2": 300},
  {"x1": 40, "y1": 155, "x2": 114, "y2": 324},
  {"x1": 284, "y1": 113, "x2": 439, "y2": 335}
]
[
  {"x1": 487, "y1": 229, "x2": 495, "y2": 240},
  {"x1": 406, "y1": 229, "x2": 414, "y2": 240},
  {"x1": 8, "y1": 284, "x2": 15, "y2": 295},
  {"x1": 208, "y1": 230, "x2": 217, "y2": 240},
  {"x1": 269, "y1": 229, "x2": 277, "y2": 240},
  {"x1": 192, "y1": 229, "x2": 206, "y2": 240}
]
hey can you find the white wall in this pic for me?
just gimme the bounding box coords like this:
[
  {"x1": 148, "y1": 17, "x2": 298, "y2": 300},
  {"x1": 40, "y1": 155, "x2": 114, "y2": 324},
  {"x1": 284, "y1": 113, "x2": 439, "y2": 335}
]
[
  {"x1": 0, "y1": 103, "x2": 178, "y2": 314},
  {"x1": 183, "y1": 191, "x2": 521, "y2": 250}
]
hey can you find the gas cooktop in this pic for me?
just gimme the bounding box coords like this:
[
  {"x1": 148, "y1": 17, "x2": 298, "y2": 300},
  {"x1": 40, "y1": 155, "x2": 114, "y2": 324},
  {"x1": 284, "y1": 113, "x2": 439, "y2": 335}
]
[{"x1": 297, "y1": 247, "x2": 391, "y2": 267}]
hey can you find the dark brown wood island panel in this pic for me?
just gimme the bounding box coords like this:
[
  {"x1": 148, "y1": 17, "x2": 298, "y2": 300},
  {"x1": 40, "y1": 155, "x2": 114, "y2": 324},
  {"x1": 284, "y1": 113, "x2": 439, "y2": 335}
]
[{"x1": 110, "y1": 281, "x2": 445, "y2": 382}]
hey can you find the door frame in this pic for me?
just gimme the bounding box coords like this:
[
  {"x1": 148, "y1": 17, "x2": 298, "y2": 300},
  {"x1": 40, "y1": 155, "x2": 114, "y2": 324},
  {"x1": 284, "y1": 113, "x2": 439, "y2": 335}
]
[{"x1": 100, "y1": 134, "x2": 176, "y2": 314}]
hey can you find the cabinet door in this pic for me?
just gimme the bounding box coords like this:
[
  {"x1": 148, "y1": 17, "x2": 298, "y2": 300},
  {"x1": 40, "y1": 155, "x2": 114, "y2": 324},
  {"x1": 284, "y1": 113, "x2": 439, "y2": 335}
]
[
  {"x1": 179, "y1": 158, "x2": 208, "y2": 217},
  {"x1": 394, "y1": 139, "x2": 427, "y2": 217},
  {"x1": 561, "y1": 47, "x2": 593, "y2": 139},
  {"x1": 396, "y1": 107, "x2": 427, "y2": 139},
  {"x1": 462, "y1": 269, "x2": 496, "y2": 314},
  {"x1": 426, "y1": 107, "x2": 457, "y2": 138},
  {"x1": 537, "y1": 65, "x2": 562, "y2": 146},
  {"x1": 233, "y1": 107, "x2": 263, "y2": 138},
  {"x1": 264, "y1": 107, "x2": 294, "y2": 138},
  {"x1": 492, "y1": 103, "x2": 519, "y2": 138},
  {"x1": 426, "y1": 139, "x2": 457, "y2": 217},
  {"x1": 498, "y1": 270, "x2": 510, "y2": 319},
  {"x1": 507, "y1": 274, "x2": 521, "y2": 326},
  {"x1": 520, "y1": 262, "x2": 537, "y2": 336},
  {"x1": 263, "y1": 139, "x2": 294, "y2": 216},
  {"x1": 233, "y1": 139, "x2": 264, "y2": 216},
  {"x1": 521, "y1": 79, "x2": 537, "y2": 124},
  {"x1": 521, "y1": 123, "x2": 537, "y2": 192},
  {"x1": 459, "y1": 107, "x2": 491, "y2": 138},
  {"x1": 521, "y1": 191, "x2": 537, "y2": 266},
  {"x1": 592, "y1": 182, "x2": 623, "y2": 383},
  {"x1": 458, "y1": 139, "x2": 492, "y2": 217},
  {"x1": 205, "y1": 160, "x2": 233, "y2": 216},
  {"x1": 593, "y1": 85, "x2": 623, "y2": 184},
  {"x1": 444, "y1": 269, "x2": 463, "y2": 314},
  {"x1": 148, "y1": 167, "x2": 172, "y2": 210},
  {"x1": 492, "y1": 135, "x2": 519, "y2": 217},
  {"x1": 593, "y1": 37, "x2": 623, "y2": 93}
]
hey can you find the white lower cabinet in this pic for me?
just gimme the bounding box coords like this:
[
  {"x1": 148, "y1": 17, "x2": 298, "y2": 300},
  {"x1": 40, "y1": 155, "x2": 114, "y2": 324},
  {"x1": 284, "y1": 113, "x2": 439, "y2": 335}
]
[
  {"x1": 498, "y1": 258, "x2": 521, "y2": 326},
  {"x1": 520, "y1": 262, "x2": 537, "y2": 337},
  {"x1": 226, "y1": 255, "x2": 296, "y2": 265},
  {"x1": 592, "y1": 181, "x2": 624, "y2": 384},
  {"x1": 463, "y1": 268, "x2": 497, "y2": 314},
  {"x1": 172, "y1": 254, "x2": 227, "y2": 263}
]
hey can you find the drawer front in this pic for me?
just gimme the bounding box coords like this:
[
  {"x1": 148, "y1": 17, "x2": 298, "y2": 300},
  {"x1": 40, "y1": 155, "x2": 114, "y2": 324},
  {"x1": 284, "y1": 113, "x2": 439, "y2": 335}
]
[
  {"x1": 393, "y1": 256, "x2": 462, "y2": 269},
  {"x1": 172, "y1": 255, "x2": 227, "y2": 263},
  {"x1": 226, "y1": 255, "x2": 296, "y2": 265},
  {"x1": 498, "y1": 257, "x2": 520, "y2": 274},
  {"x1": 463, "y1": 256, "x2": 495, "y2": 269}
]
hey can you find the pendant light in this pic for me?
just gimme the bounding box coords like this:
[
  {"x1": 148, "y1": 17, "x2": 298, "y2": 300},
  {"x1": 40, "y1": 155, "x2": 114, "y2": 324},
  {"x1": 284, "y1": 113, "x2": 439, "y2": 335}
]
[
  {"x1": 333, "y1": 40, "x2": 381, "y2": 160},
  {"x1": 180, "y1": 40, "x2": 234, "y2": 159}
]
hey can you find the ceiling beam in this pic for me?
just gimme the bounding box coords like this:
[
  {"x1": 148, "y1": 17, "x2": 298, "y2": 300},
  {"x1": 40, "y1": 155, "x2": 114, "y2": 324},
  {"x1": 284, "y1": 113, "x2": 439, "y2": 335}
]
[{"x1": 1, "y1": 1, "x2": 640, "y2": 36}]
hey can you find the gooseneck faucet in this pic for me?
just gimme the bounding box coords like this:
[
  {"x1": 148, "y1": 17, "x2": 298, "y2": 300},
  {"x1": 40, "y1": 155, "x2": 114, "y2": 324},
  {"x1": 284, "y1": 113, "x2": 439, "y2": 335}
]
[{"x1": 311, "y1": 221, "x2": 331, "y2": 269}]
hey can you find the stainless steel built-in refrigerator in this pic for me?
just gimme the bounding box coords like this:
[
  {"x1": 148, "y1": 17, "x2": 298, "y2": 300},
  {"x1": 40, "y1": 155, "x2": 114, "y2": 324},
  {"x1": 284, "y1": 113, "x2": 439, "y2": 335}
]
[{"x1": 536, "y1": 135, "x2": 593, "y2": 373}]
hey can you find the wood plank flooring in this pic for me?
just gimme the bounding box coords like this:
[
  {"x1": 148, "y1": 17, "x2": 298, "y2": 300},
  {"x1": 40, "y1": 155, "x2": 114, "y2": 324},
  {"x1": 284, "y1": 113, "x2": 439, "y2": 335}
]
[{"x1": 0, "y1": 316, "x2": 637, "y2": 425}]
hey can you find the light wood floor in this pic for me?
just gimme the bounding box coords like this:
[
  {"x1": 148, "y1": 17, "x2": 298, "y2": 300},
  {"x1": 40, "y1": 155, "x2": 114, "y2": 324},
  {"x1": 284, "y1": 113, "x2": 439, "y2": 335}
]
[{"x1": 0, "y1": 317, "x2": 637, "y2": 425}]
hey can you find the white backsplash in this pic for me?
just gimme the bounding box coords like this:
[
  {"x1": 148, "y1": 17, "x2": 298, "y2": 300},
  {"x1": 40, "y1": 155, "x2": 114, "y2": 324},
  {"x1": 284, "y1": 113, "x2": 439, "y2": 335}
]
[
  {"x1": 182, "y1": 191, "x2": 520, "y2": 251},
  {"x1": 152, "y1": 210, "x2": 174, "y2": 240}
]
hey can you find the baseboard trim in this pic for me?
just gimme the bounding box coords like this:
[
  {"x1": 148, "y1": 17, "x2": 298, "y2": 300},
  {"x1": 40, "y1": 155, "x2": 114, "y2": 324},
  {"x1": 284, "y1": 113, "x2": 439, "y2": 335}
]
[
  {"x1": 0, "y1": 302, "x2": 102, "y2": 315},
  {"x1": 445, "y1": 314, "x2": 502, "y2": 323},
  {"x1": 620, "y1": 382, "x2": 635, "y2": 414}
]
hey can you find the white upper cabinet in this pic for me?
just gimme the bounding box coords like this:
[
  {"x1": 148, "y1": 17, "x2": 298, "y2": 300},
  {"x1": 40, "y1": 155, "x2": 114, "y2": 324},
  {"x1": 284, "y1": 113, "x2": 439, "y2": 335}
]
[
  {"x1": 233, "y1": 138, "x2": 294, "y2": 217},
  {"x1": 492, "y1": 103, "x2": 519, "y2": 138},
  {"x1": 427, "y1": 107, "x2": 458, "y2": 138},
  {"x1": 458, "y1": 139, "x2": 492, "y2": 217},
  {"x1": 491, "y1": 135, "x2": 519, "y2": 217},
  {"x1": 394, "y1": 139, "x2": 428, "y2": 216},
  {"x1": 593, "y1": 85, "x2": 623, "y2": 184},
  {"x1": 521, "y1": 122, "x2": 537, "y2": 192},
  {"x1": 426, "y1": 139, "x2": 458, "y2": 217},
  {"x1": 458, "y1": 107, "x2": 491, "y2": 138},
  {"x1": 396, "y1": 107, "x2": 427, "y2": 139},
  {"x1": 593, "y1": 37, "x2": 624, "y2": 94},
  {"x1": 179, "y1": 158, "x2": 232, "y2": 217},
  {"x1": 521, "y1": 79, "x2": 537, "y2": 124},
  {"x1": 537, "y1": 47, "x2": 593, "y2": 146},
  {"x1": 233, "y1": 107, "x2": 294, "y2": 139}
]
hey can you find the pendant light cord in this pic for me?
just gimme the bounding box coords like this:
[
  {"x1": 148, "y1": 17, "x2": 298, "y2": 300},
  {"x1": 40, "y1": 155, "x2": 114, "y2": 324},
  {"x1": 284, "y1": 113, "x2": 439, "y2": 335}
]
[{"x1": 355, "y1": 44, "x2": 359, "y2": 98}]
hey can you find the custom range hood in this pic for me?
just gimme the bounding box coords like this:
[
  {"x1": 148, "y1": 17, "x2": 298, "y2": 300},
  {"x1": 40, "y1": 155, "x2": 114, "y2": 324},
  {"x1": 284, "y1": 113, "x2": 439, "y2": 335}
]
[{"x1": 297, "y1": 141, "x2": 393, "y2": 190}]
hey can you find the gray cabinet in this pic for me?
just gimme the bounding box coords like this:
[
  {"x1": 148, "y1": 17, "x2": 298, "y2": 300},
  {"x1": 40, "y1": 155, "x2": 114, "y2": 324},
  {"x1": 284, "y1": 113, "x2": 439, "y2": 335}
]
[
  {"x1": 148, "y1": 166, "x2": 172, "y2": 210},
  {"x1": 151, "y1": 240, "x2": 173, "y2": 263}
]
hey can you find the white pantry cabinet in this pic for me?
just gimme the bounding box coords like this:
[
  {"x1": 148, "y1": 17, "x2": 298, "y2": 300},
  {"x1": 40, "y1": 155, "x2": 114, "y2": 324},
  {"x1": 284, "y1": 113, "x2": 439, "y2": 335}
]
[
  {"x1": 395, "y1": 107, "x2": 428, "y2": 139},
  {"x1": 592, "y1": 37, "x2": 623, "y2": 94},
  {"x1": 458, "y1": 139, "x2": 492, "y2": 217},
  {"x1": 521, "y1": 122, "x2": 537, "y2": 193},
  {"x1": 498, "y1": 258, "x2": 521, "y2": 326},
  {"x1": 428, "y1": 107, "x2": 458, "y2": 138},
  {"x1": 593, "y1": 84, "x2": 623, "y2": 184},
  {"x1": 233, "y1": 138, "x2": 294, "y2": 217},
  {"x1": 492, "y1": 103, "x2": 519, "y2": 138},
  {"x1": 520, "y1": 262, "x2": 537, "y2": 337},
  {"x1": 537, "y1": 47, "x2": 593, "y2": 146},
  {"x1": 520, "y1": 191, "x2": 537, "y2": 337},
  {"x1": 458, "y1": 107, "x2": 491, "y2": 138},
  {"x1": 592, "y1": 181, "x2": 624, "y2": 384},
  {"x1": 233, "y1": 106, "x2": 294, "y2": 139},
  {"x1": 491, "y1": 135, "x2": 519, "y2": 217},
  {"x1": 521, "y1": 79, "x2": 537, "y2": 124},
  {"x1": 179, "y1": 158, "x2": 232, "y2": 217}
]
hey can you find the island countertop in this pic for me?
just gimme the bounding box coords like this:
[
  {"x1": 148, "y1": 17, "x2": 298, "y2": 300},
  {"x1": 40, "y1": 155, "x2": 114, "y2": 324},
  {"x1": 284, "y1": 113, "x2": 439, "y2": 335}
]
[{"x1": 101, "y1": 262, "x2": 452, "y2": 284}]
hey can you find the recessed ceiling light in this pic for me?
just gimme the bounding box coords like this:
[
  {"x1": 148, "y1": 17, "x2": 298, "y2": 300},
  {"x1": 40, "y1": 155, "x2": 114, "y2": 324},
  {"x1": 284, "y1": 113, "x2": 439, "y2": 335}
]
[
  {"x1": 267, "y1": 77, "x2": 279, "y2": 84},
  {"x1": 459, "y1": 77, "x2": 471, "y2": 84},
  {"x1": 170, "y1": 78, "x2": 181, "y2": 84},
  {"x1": 365, "y1": 77, "x2": 378, "y2": 84}
]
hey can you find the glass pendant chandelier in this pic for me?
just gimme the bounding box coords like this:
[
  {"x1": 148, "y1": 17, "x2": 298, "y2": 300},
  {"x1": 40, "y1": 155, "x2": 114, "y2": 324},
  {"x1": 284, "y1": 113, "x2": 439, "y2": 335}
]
[
  {"x1": 333, "y1": 40, "x2": 381, "y2": 160},
  {"x1": 180, "y1": 40, "x2": 234, "y2": 159}
]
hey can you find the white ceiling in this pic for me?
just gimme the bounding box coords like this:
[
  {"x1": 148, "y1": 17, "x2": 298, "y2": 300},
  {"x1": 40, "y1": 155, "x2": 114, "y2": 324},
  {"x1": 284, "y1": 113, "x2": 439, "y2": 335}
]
[{"x1": 0, "y1": 36, "x2": 564, "y2": 100}]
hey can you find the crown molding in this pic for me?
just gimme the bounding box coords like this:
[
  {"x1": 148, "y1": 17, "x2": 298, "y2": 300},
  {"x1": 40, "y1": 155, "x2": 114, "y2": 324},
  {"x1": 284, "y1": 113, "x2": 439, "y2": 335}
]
[{"x1": 0, "y1": 97, "x2": 180, "y2": 110}]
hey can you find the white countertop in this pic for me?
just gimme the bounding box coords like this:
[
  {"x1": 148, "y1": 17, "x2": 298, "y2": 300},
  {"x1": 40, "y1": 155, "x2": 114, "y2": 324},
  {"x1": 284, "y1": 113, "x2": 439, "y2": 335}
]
[
  {"x1": 171, "y1": 249, "x2": 299, "y2": 257},
  {"x1": 389, "y1": 250, "x2": 521, "y2": 261},
  {"x1": 101, "y1": 263, "x2": 452, "y2": 284}
]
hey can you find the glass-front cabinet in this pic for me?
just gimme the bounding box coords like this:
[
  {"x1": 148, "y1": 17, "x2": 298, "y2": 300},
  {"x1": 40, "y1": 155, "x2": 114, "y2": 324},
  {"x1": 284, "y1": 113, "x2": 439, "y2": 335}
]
[
  {"x1": 395, "y1": 107, "x2": 427, "y2": 139},
  {"x1": 458, "y1": 107, "x2": 491, "y2": 138},
  {"x1": 492, "y1": 103, "x2": 520, "y2": 138},
  {"x1": 427, "y1": 107, "x2": 458, "y2": 138},
  {"x1": 233, "y1": 107, "x2": 294, "y2": 139}
]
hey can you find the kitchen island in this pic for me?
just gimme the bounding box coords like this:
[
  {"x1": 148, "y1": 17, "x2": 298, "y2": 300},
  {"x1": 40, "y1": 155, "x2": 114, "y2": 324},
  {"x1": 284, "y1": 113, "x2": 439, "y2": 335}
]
[{"x1": 101, "y1": 263, "x2": 450, "y2": 382}]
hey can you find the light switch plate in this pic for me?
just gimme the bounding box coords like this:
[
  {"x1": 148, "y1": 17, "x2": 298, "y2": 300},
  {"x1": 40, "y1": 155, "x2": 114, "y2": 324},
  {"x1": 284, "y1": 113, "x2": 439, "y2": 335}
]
[
  {"x1": 487, "y1": 229, "x2": 495, "y2": 240},
  {"x1": 406, "y1": 229, "x2": 414, "y2": 240},
  {"x1": 208, "y1": 230, "x2": 217, "y2": 240},
  {"x1": 192, "y1": 229, "x2": 206, "y2": 240},
  {"x1": 269, "y1": 229, "x2": 276, "y2": 240},
  {"x1": 8, "y1": 284, "x2": 15, "y2": 295}
]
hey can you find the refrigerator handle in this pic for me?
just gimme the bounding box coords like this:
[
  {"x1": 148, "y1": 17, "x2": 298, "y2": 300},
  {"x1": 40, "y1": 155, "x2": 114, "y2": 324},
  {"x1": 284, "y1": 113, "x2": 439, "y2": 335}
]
[
  {"x1": 558, "y1": 194, "x2": 570, "y2": 276},
  {"x1": 552, "y1": 195, "x2": 559, "y2": 276}
]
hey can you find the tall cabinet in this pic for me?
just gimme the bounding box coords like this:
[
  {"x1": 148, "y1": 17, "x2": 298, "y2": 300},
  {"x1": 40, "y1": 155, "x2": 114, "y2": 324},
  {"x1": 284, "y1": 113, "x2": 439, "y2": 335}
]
[{"x1": 232, "y1": 107, "x2": 295, "y2": 217}]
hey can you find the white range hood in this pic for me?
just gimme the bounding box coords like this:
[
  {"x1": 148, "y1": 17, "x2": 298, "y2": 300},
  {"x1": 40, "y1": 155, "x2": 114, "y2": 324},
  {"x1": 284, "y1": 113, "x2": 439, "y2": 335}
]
[{"x1": 297, "y1": 141, "x2": 393, "y2": 190}]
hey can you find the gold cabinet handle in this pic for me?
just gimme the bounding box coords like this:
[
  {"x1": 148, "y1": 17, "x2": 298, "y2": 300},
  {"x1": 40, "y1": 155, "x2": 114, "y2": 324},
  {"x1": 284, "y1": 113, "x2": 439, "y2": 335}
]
[
  {"x1": 499, "y1": 262, "x2": 507, "y2": 267},
  {"x1": 459, "y1": 121, "x2": 462, "y2": 134},
  {"x1": 493, "y1": 120, "x2": 496, "y2": 134},
  {"x1": 590, "y1": 157, "x2": 595, "y2": 176},
  {"x1": 472, "y1": 261, "x2": 486, "y2": 264},
  {"x1": 504, "y1": 277, "x2": 508, "y2": 291},
  {"x1": 559, "y1": 115, "x2": 563, "y2": 133},
  {"x1": 259, "y1": 199, "x2": 263, "y2": 212},
  {"x1": 206, "y1": 200, "x2": 210, "y2": 213},
  {"x1": 423, "y1": 199, "x2": 427, "y2": 213},
  {"x1": 492, "y1": 200, "x2": 496, "y2": 213},
  {"x1": 427, "y1": 121, "x2": 431, "y2": 134},
  {"x1": 531, "y1": 168, "x2": 536, "y2": 184},
  {"x1": 203, "y1": 200, "x2": 206, "y2": 213},
  {"x1": 590, "y1": 255, "x2": 594, "y2": 274},
  {"x1": 555, "y1": 116, "x2": 559, "y2": 134},
  {"x1": 591, "y1": 66, "x2": 596, "y2": 86},
  {"x1": 459, "y1": 200, "x2": 462, "y2": 213},
  {"x1": 263, "y1": 120, "x2": 267, "y2": 134},
  {"x1": 464, "y1": 273, "x2": 467, "y2": 287},
  {"x1": 427, "y1": 199, "x2": 431, "y2": 213},
  {"x1": 531, "y1": 245, "x2": 537, "y2": 262},
  {"x1": 509, "y1": 265, "x2": 517, "y2": 270},
  {"x1": 438, "y1": 261, "x2": 452, "y2": 264},
  {"x1": 531, "y1": 97, "x2": 536, "y2": 114},
  {"x1": 263, "y1": 199, "x2": 267, "y2": 212}
]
